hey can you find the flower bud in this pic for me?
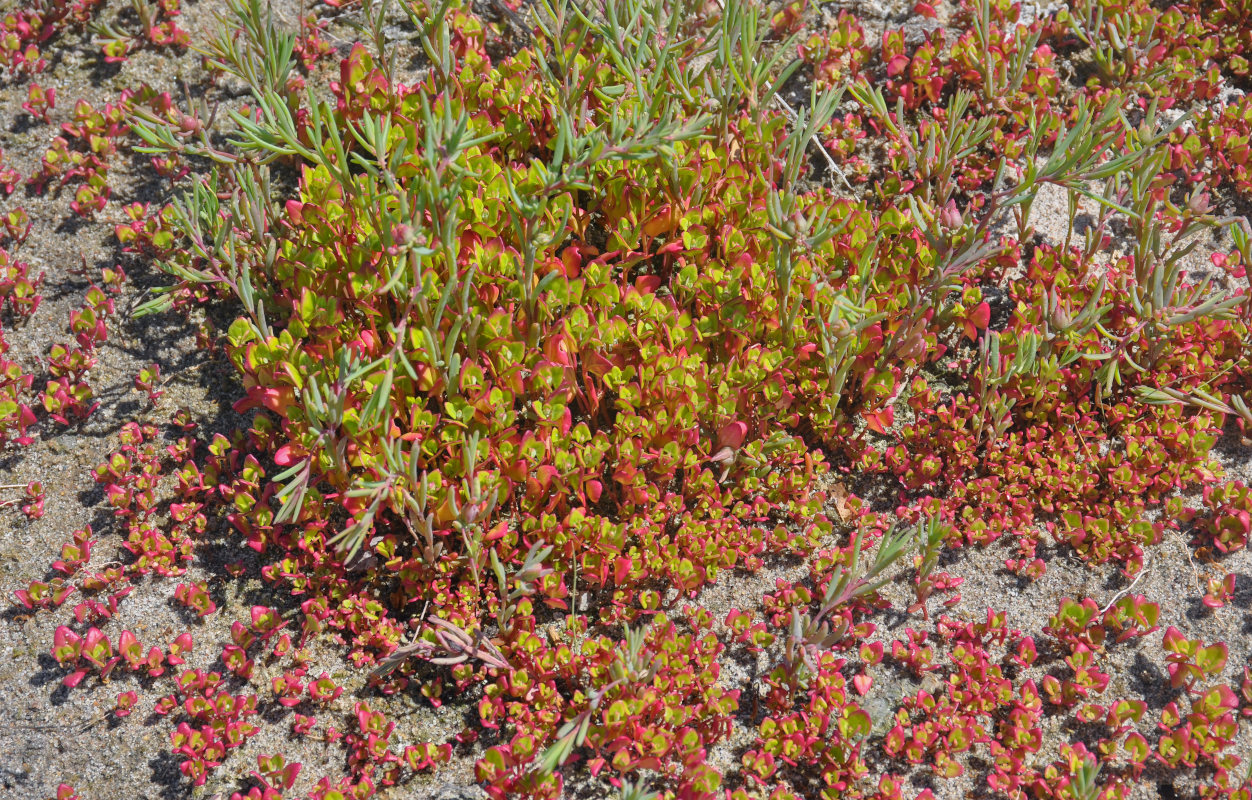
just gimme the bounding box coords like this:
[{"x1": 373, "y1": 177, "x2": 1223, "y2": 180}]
[
  {"x1": 1049, "y1": 303, "x2": 1071, "y2": 331},
  {"x1": 939, "y1": 200, "x2": 963, "y2": 230}
]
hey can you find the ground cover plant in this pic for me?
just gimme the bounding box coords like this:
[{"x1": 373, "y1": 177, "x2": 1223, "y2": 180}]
[{"x1": 3, "y1": 0, "x2": 1252, "y2": 798}]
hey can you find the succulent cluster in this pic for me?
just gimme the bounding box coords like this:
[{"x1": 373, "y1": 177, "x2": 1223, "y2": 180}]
[{"x1": 4, "y1": 0, "x2": 1252, "y2": 798}]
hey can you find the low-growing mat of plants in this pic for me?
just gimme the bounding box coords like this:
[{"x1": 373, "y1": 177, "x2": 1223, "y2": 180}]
[{"x1": 2, "y1": 0, "x2": 1252, "y2": 798}]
